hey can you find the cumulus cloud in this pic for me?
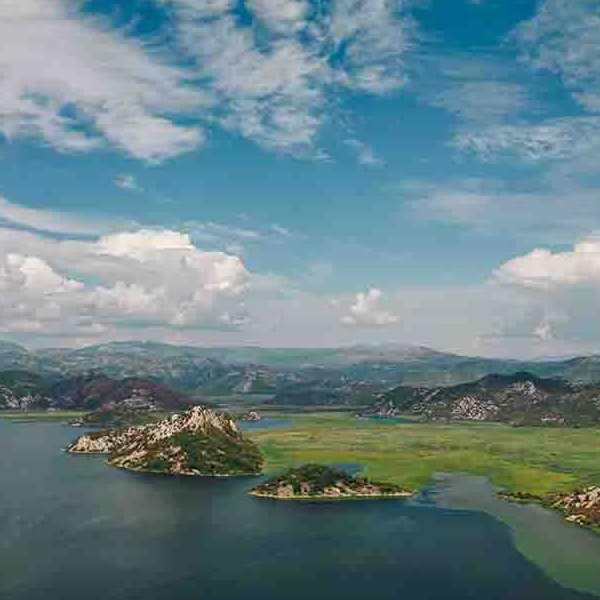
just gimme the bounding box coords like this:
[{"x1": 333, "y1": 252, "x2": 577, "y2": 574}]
[
  {"x1": 483, "y1": 233, "x2": 600, "y2": 347},
  {"x1": 341, "y1": 288, "x2": 400, "y2": 326},
  {"x1": 0, "y1": 227, "x2": 252, "y2": 336},
  {"x1": 494, "y1": 234, "x2": 600, "y2": 289}
]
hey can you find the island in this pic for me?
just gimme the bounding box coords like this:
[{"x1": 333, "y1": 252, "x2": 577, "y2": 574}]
[
  {"x1": 249, "y1": 464, "x2": 412, "y2": 500},
  {"x1": 67, "y1": 406, "x2": 263, "y2": 476}
]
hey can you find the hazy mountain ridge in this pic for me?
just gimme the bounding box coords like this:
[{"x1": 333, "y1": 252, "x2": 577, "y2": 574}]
[{"x1": 3, "y1": 341, "x2": 600, "y2": 406}]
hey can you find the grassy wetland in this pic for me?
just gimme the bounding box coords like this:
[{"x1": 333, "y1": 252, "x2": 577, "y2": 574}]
[{"x1": 248, "y1": 411, "x2": 600, "y2": 496}]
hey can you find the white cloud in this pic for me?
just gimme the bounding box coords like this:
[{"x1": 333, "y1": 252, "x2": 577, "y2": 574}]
[
  {"x1": 0, "y1": 0, "x2": 418, "y2": 161},
  {"x1": 0, "y1": 227, "x2": 252, "y2": 336},
  {"x1": 328, "y1": 0, "x2": 416, "y2": 93},
  {"x1": 512, "y1": 0, "x2": 600, "y2": 112},
  {"x1": 494, "y1": 234, "x2": 600, "y2": 288},
  {"x1": 0, "y1": 195, "x2": 133, "y2": 236},
  {"x1": 453, "y1": 117, "x2": 600, "y2": 162},
  {"x1": 162, "y1": 0, "x2": 415, "y2": 155},
  {"x1": 341, "y1": 288, "x2": 400, "y2": 326},
  {"x1": 428, "y1": 82, "x2": 530, "y2": 123},
  {"x1": 246, "y1": 0, "x2": 310, "y2": 33},
  {"x1": 0, "y1": 0, "x2": 208, "y2": 162}
]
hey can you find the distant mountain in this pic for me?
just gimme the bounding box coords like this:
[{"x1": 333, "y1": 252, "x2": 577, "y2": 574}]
[
  {"x1": 365, "y1": 372, "x2": 600, "y2": 426},
  {"x1": 3, "y1": 340, "x2": 600, "y2": 395}
]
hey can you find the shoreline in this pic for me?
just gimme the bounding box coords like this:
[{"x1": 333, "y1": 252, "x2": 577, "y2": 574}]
[
  {"x1": 499, "y1": 491, "x2": 600, "y2": 535},
  {"x1": 248, "y1": 489, "x2": 414, "y2": 500},
  {"x1": 110, "y1": 462, "x2": 261, "y2": 477}
]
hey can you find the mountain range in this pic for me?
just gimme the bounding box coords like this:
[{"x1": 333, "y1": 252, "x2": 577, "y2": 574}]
[{"x1": 3, "y1": 340, "x2": 600, "y2": 411}]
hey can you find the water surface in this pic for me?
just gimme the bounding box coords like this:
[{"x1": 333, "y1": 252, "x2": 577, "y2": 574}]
[{"x1": 1, "y1": 420, "x2": 599, "y2": 600}]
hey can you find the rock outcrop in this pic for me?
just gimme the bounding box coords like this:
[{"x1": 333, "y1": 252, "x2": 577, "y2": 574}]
[{"x1": 67, "y1": 406, "x2": 262, "y2": 476}]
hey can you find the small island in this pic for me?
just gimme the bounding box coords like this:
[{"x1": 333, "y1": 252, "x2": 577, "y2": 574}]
[{"x1": 249, "y1": 464, "x2": 412, "y2": 500}]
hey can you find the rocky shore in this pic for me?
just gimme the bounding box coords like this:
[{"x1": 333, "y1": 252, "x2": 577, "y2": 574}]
[{"x1": 500, "y1": 487, "x2": 600, "y2": 530}]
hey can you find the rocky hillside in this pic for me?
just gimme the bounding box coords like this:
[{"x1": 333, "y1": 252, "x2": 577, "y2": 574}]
[
  {"x1": 250, "y1": 464, "x2": 411, "y2": 499},
  {"x1": 550, "y1": 487, "x2": 600, "y2": 527},
  {"x1": 41, "y1": 374, "x2": 194, "y2": 410},
  {"x1": 365, "y1": 372, "x2": 600, "y2": 426},
  {"x1": 67, "y1": 406, "x2": 262, "y2": 476}
]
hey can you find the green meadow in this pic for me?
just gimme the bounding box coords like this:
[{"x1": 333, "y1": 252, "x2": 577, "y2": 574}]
[
  {"x1": 0, "y1": 410, "x2": 85, "y2": 421},
  {"x1": 249, "y1": 411, "x2": 600, "y2": 496}
]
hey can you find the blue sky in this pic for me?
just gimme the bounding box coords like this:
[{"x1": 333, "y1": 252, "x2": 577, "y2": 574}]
[{"x1": 1, "y1": 0, "x2": 600, "y2": 357}]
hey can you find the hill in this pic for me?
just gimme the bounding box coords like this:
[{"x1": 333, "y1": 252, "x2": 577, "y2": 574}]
[
  {"x1": 365, "y1": 372, "x2": 600, "y2": 426},
  {"x1": 67, "y1": 406, "x2": 262, "y2": 476},
  {"x1": 0, "y1": 370, "x2": 52, "y2": 409},
  {"x1": 41, "y1": 374, "x2": 195, "y2": 410}
]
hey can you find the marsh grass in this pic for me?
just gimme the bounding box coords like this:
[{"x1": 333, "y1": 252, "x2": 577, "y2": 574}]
[{"x1": 249, "y1": 411, "x2": 600, "y2": 495}]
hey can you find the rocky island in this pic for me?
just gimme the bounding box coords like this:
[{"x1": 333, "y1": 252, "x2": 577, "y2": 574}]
[
  {"x1": 67, "y1": 406, "x2": 262, "y2": 476},
  {"x1": 240, "y1": 411, "x2": 261, "y2": 421},
  {"x1": 249, "y1": 464, "x2": 412, "y2": 500}
]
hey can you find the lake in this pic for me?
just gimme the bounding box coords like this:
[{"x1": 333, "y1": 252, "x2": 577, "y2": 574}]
[{"x1": 1, "y1": 419, "x2": 599, "y2": 600}]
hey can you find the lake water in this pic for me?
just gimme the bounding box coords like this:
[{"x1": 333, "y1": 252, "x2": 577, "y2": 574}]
[{"x1": 1, "y1": 419, "x2": 599, "y2": 600}]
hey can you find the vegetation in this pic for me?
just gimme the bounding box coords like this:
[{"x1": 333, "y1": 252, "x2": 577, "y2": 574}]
[
  {"x1": 248, "y1": 411, "x2": 600, "y2": 496},
  {"x1": 0, "y1": 410, "x2": 85, "y2": 421},
  {"x1": 251, "y1": 463, "x2": 408, "y2": 498},
  {"x1": 171, "y1": 427, "x2": 263, "y2": 474}
]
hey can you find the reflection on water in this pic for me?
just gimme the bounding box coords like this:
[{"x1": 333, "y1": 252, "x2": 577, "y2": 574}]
[{"x1": 1, "y1": 420, "x2": 599, "y2": 600}]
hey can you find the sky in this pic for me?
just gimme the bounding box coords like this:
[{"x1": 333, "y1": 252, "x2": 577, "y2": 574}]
[{"x1": 1, "y1": 0, "x2": 600, "y2": 358}]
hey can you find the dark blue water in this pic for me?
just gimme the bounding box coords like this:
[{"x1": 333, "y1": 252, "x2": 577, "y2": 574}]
[{"x1": 0, "y1": 420, "x2": 597, "y2": 600}]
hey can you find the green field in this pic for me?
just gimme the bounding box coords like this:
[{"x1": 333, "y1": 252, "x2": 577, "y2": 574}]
[
  {"x1": 249, "y1": 411, "x2": 600, "y2": 496},
  {"x1": 0, "y1": 410, "x2": 85, "y2": 421}
]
